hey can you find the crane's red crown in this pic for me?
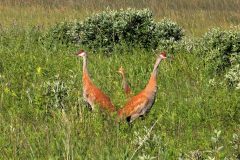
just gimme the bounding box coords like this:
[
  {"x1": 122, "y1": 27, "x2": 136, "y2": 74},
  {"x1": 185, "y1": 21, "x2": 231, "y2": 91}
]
[
  {"x1": 160, "y1": 51, "x2": 167, "y2": 59},
  {"x1": 76, "y1": 50, "x2": 86, "y2": 57}
]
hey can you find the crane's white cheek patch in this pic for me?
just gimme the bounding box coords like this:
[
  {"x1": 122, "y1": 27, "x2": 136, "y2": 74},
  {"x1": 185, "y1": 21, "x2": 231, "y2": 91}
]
[
  {"x1": 81, "y1": 52, "x2": 86, "y2": 56},
  {"x1": 160, "y1": 55, "x2": 167, "y2": 59}
]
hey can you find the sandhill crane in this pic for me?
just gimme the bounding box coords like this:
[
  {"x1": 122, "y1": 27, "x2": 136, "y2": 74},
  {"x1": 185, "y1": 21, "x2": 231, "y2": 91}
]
[
  {"x1": 76, "y1": 50, "x2": 115, "y2": 112},
  {"x1": 118, "y1": 52, "x2": 167, "y2": 123},
  {"x1": 118, "y1": 66, "x2": 132, "y2": 97}
]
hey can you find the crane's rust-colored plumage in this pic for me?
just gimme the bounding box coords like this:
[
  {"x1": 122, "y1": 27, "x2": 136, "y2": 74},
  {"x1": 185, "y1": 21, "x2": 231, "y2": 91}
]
[
  {"x1": 118, "y1": 52, "x2": 167, "y2": 122},
  {"x1": 77, "y1": 50, "x2": 115, "y2": 112},
  {"x1": 118, "y1": 66, "x2": 132, "y2": 97}
]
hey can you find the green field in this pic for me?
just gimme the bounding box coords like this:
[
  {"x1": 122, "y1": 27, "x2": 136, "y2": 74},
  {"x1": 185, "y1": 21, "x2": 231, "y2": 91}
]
[{"x1": 0, "y1": 0, "x2": 239, "y2": 159}]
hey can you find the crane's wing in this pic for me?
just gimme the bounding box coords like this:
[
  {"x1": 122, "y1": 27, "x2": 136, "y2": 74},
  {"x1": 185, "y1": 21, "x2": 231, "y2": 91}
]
[{"x1": 121, "y1": 94, "x2": 149, "y2": 122}]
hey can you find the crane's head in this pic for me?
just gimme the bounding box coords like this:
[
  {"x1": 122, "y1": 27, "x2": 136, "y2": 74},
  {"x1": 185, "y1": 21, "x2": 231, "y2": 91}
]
[
  {"x1": 117, "y1": 66, "x2": 125, "y2": 75},
  {"x1": 159, "y1": 51, "x2": 167, "y2": 59},
  {"x1": 76, "y1": 50, "x2": 87, "y2": 57}
]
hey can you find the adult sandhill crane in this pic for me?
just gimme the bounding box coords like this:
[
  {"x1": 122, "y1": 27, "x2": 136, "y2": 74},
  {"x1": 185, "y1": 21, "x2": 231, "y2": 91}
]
[
  {"x1": 118, "y1": 52, "x2": 167, "y2": 123},
  {"x1": 76, "y1": 50, "x2": 115, "y2": 112},
  {"x1": 118, "y1": 66, "x2": 132, "y2": 97}
]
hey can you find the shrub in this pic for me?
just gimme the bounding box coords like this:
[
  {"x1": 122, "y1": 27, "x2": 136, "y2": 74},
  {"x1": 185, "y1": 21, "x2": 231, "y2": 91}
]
[
  {"x1": 46, "y1": 9, "x2": 184, "y2": 52},
  {"x1": 80, "y1": 9, "x2": 156, "y2": 50},
  {"x1": 201, "y1": 27, "x2": 240, "y2": 89},
  {"x1": 156, "y1": 18, "x2": 183, "y2": 41},
  {"x1": 157, "y1": 36, "x2": 197, "y2": 54},
  {"x1": 225, "y1": 62, "x2": 240, "y2": 90},
  {"x1": 201, "y1": 28, "x2": 240, "y2": 74}
]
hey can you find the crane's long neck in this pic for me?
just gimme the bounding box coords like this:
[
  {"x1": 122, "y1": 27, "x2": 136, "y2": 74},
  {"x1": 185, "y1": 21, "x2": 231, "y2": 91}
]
[
  {"x1": 152, "y1": 57, "x2": 162, "y2": 77},
  {"x1": 82, "y1": 56, "x2": 91, "y2": 86},
  {"x1": 144, "y1": 57, "x2": 163, "y2": 95},
  {"x1": 121, "y1": 73, "x2": 127, "y2": 88},
  {"x1": 82, "y1": 56, "x2": 88, "y2": 74},
  {"x1": 121, "y1": 73, "x2": 131, "y2": 95}
]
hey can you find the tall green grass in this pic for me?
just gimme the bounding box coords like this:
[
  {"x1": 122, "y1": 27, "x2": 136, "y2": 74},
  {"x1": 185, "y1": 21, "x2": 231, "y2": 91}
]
[
  {"x1": 0, "y1": 28, "x2": 239, "y2": 159},
  {"x1": 0, "y1": 0, "x2": 240, "y2": 35},
  {"x1": 0, "y1": 0, "x2": 239, "y2": 159}
]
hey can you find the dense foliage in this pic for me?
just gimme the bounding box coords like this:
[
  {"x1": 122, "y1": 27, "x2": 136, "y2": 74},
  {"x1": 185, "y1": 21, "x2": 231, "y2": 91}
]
[
  {"x1": 200, "y1": 28, "x2": 240, "y2": 89},
  {"x1": 201, "y1": 28, "x2": 240, "y2": 73},
  {"x1": 46, "y1": 9, "x2": 184, "y2": 52}
]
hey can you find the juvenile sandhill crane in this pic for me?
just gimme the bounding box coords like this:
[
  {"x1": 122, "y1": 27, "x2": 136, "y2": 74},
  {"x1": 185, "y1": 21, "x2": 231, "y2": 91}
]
[
  {"x1": 76, "y1": 50, "x2": 115, "y2": 112},
  {"x1": 118, "y1": 66, "x2": 132, "y2": 97},
  {"x1": 118, "y1": 52, "x2": 167, "y2": 123}
]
